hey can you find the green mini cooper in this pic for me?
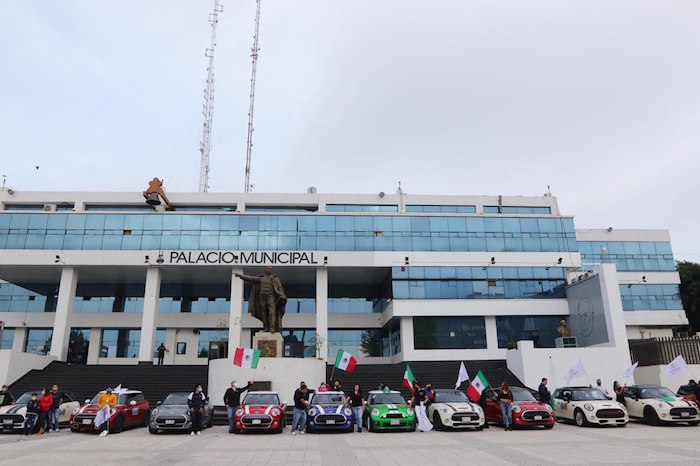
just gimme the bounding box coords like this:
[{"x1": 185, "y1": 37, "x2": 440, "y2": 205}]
[{"x1": 364, "y1": 390, "x2": 416, "y2": 432}]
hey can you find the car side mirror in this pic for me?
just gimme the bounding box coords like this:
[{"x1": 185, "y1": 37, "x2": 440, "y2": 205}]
[
  {"x1": 130, "y1": 400, "x2": 137, "y2": 406},
  {"x1": 156, "y1": 401, "x2": 162, "y2": 405},
  {"x1": 85, "y1": 399, "x2": 91, "y2": 404}
]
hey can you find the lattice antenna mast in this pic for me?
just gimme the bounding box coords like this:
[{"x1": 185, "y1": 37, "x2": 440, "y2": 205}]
[
  {"x1": 198, "y1": 0, "x2": 224, "y2": 193},
  {"x1": 244, "y1": 0, "x2": 262, "y2": 193}
]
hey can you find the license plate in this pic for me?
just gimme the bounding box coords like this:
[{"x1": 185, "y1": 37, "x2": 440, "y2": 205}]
[
  {"x1": 252, "y1": 419, "x2": 261, "y2": 425},
  {"x1": 534, "y1": 415, "x2": 543, "y2": 421},
  {"x1": 681, "y1": 412, "x2": 690, "y2": 417},
  {"x1": 390, "y1": 419, "x2": 400, "y2": 425},
  {"x1": 165, "y1": 420, "x2": 175, "y2": 425},
  {"x1": 326, "y1": 419, "x2": 335, "y2": 424},
  {"x1": 3, "y1": 420, "x2": 12, "y2": 425},
  {"x1": 82, "y1": 419, "x2": 92, "y2": 425}
]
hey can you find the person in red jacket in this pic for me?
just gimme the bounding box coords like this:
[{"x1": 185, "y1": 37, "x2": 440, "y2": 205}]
[{"x1": 38, "y1": 387, "x2": 53, "y2": 435}]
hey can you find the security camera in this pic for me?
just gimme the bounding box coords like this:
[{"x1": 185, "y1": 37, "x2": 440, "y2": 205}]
[
  {"x1": 7, "y1": 189, "x2": 14, "y2": 195},
  {"x1": 607, "y1": 227, "x2": 613, "y2": 232},
  {"x1": 379, "y1": 191, "x2": 385, "y2": 198}
]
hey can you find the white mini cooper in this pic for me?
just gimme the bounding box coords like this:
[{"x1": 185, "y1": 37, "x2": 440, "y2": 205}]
[
  {"x1": 426, "y1": 389, "x2": 485, "y2": 431},
  {"x1": 624, "y1": 385, "x2": 700, "y2": 426},
  {"x1": 553, "y1": 387, "x2": 628, "y2": 427}
]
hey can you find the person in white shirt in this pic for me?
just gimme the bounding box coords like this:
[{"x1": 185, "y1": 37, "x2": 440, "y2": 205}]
[{"x1": 596, "y1": 379, "x2": 611, "y2": 397}]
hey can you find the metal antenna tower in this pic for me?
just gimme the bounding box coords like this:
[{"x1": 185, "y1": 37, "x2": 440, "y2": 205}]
[
  {"x1": 198, "y1": 0, "x2": 224, "y2": 193},
  {"x1": 244, "y1": 0, "x2": 262, "y2": 193}
]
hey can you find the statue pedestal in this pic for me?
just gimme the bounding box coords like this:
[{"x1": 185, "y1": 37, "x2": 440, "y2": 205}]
[
  {"x1": 253, "y1": 332, "x2": 284, "y2": 358},
  {"x1": 555, "y1": 336, "x2": 578, "y2": 348}
]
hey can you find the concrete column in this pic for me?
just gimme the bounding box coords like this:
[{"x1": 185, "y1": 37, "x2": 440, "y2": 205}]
[
  {"x1": 485, "y1": 316, "x2": 499, "y2": 350},
  {"x1": 165, "y1": 328, "x2": 177, "y2": 365},
  {"x1": 138, "y1": 267, "x2": 161, "y2": 363},
  {"x1": 87, "y1": 327, "x2": 100, "y2": 364},
  {"x1": 50, "y1": 267, "x2": 78, "y2": 360},
  {"x1": 315, "y1": 268, "x2": 328, "y2": 361},
  {"x1": 400, "y1": 316, "x2": 414, "y2": 360},
  {"x1": 12, "y1": 328, "x2": 27, "y2": 352},
  {"x1": 228, "y1": 267, "x2": 244, "y2": 360}
]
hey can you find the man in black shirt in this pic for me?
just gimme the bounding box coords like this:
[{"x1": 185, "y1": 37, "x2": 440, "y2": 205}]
[
  {"x1": 224, "y1": 380, "x2": 253, "y2": 433},
  {"x1": 291, "y1": 383, "x2": 309, "y2": 435},
  {"x1": 0, "y1": 385, "x2": 13, "y2": 407},
  {"x1": 538, "y1": 378, "x2": 550, "y2": 404},
  {"x1": 49, "y1": 384, "x2": 64, "y2": 432},
  {"x1": 156, "y1": 343, "x2": 168, "y2": 365},
  {"x1": 410, "y1": 382, "x2": 428, "y2": 407}
]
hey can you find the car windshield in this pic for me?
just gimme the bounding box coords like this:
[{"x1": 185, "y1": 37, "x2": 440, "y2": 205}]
[
  {"x1": 676, "y1": 386, "x2": 691, "y2": 395},
  {"x1": 311, "y1": 393, "x2": 345, "y2": 404},
  {"x1": 243, "y1": 394, "x2": 279, "y2": 405},
  {"x1": 511, "y1": 387, "x2": 537, "y2": 402},
  {"x1": 434, "y1": 391, "x2": 469, "y2": 403},
  {"x1": 163, "y1": 393, "x2": 189, "y2": 405},
  {"x1": 15, "y1": 392, "x2": 35, "y2": 404},
  {"x1": 371, "y1": 393, "x2": 406, "y2": 405},
  {"x1": 572, "y1": 389, "x2": 607, "y2": 401},
  {"x1": 640, "y1": 387, "x2": 676, "y2": 399},
  {"x1": 90, "y1": 392, "x2": 127, "y2": 405}
]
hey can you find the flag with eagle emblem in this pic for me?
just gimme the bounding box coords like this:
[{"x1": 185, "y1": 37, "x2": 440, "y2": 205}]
[
  {"x1": 334, "y1": 349, "x2": 357, "y2": 373},
  {"x1": 234, "y1": 347, "x2": 260, "y2": 368}
]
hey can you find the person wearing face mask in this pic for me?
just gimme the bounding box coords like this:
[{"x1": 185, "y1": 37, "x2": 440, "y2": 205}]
[
  {"x1": 224, "y1": 380, "x2": 253, "y2": 433},
  {"x1": 50, "y1": 384, "x2": 64, "y2": 432},
  {"x1": 0, "y1": 384, "x2": 14, "y2": 407},
  {"x1": 38, "y1": 387, "x2": 53, "y2": 435},
  {"x1": 24, "y1": 393, "x2": 39, "y2": 436},
  {"x1": 188, "y1": 384, "x2": 206, "y2": 436},
  {"x1": 97, "y1": 386, "x2": 117, "y2": 437}
]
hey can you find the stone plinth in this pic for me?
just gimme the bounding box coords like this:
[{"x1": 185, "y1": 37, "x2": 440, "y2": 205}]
[{"x1": 253, "y1": 332, "x2": 284, "y2": 358}]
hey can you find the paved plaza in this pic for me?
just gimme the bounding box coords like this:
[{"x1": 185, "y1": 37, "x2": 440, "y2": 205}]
[{"x1": 1, "y1": 421, "x2": 699, "y2": 466}]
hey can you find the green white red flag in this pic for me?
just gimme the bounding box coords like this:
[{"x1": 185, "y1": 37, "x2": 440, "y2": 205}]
[
  {"x1": 334, "y1": 349, "x2": 357, "y2": 373},
  {"x1": 403, "y1": 364, "x2": 416, "y2": 392},
  {"x1": 233, "y1": 347, "x2": 260, "y2": 369},
  {"x1": 466, "y1": 370, "x2": 489, "y2": 401}
]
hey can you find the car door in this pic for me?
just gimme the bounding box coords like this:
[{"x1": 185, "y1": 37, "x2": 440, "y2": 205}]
[
  {"x1": 553, "y1": 389, "x2": 572, "y2": 420},
  {"x1": 59, "y1": 393, "x2": 80, "y2": 424},
  {"x1": 483, "y1": 388, "x2": 501, "y2": 422},
  {"x1": 124, "y1": 393, "x2": 140, "y2": 426},
  {"x1": 624, "y1": 389, "x2": 643, "y2": 418}
]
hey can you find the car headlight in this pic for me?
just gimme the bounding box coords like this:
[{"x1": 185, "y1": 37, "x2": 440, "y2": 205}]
[
  {"x1": 657, "y1": 403, "x2": 664, "y2": 409},
  {"x1": 152, "y1": 408, "x2": 159, "y2": 416},
  {"x1": 544, "y1": 404, "x2": 553, "y2": 412},
  {"x1": 308, "y1": 408, "x2": 318, "y2": 416},
  {"x1": 584, "y1": 403, "x2": 594, "y2": 411},
  {"x1": 512, "y1": 405, "x2": 521, "y2": 413},
  {"x1": 72, "y1": 407, "x2": 79, "y2": 416},
  {"x1": 618, "y1": 403, "x2": 626, "y2": 411},
  {"x1": 235, "y1": 408, "x2": 243, "y2": 417},
  {"x1": 344, "y1": 407, "x2": 352, "y2": 416},
  {"x1": 475, "y1": 406, "x2": 483, "y2": 413},
  {"x1": 271, "y1": 408, "x2": 281, "y2": 417},
  {"x1": 440, "y1": 406, "x2": 452, "y2": 414},
  {"x1": 407, "y1": 408, "x2": 415, "y2": 416},
  {"x1": 371, "y1": 409, "x2": 379, "y2": 417}
]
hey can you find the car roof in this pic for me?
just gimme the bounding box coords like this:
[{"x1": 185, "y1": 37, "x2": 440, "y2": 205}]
[
  {"x1": 628, "y1": 384, "x2": 664, "y2": 389},
  {"x1": 246, "y1": 391, "x2": 279, "y2": 395},
  {"x1": 433, "y1": 389, "x2": 463, "y2": 392},
  {"x1": 557, "y1": 386, "x2": 596, "y2": 390},
  {"x1": 312, "y1": 391, "x2": 344, "y2": 395},
  {"x1": 97, "y1": 390, "x2": 142, "y2": 394},
  {"x1": 368, "y1": 390, "x2": 400, "y2": 394}
]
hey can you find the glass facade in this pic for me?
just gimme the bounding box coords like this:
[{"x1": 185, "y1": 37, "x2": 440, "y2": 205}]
[
  {"x1": 0, "y1": 213, "x2": 577, "y2": 253},
  {"x1": 159, "y1": 284, "x2": 230, "y2": 313},
  {"x1": 392, "y1": 267, "x2": 567, "y2": 300},
  {"x1": 328, "y1": 298, "x2": 387, "y2": 313},
  {"x1": 496, "y1": 316, "x2": 565, "y2": 348},
  {"x1": 405, "y1": 205, "x2": 476, "y2": 213},
  {"x1": 69, "y1": 328, "x2": 90, "y2": 364},
  {"x1": 73, "y1": 284, "x2": 145, "y2": 313},
  {"x1": 1, "y1": 328, "x2": 14, "y2": 349},
  {"x1": 0, "y1": 283, "x2": 57, "y2": 312},
  {"x1": 25, "y1": 329, "x2": 52, "y2": 355},
  {"x1": 578, "y1": 241, "x2": 675, "y2": 271},
  {"x1": 413, "y1": 317, "x2": 486, "y2": 349},
  {"x1": 328, "y1": 329, "x2": 384, "y2": 358},
  {"x1": 153, "y1": 329, "x2": 166, "y2": 358},
  {"x1": 100, "y1": 329, "x2": 140, "y2": 358},
  {"x1": 326, "y1": 205, "x2": 397, "y2": 212},
  {"x1": 197, "y1": 329, "x2": 228, "y2": 358},
  {"x1": 484, "y1": 206, "x2": 551, "y2": 214},
  {"x1": 619, "y1": 284, "x2": 683, "y2": 311}
]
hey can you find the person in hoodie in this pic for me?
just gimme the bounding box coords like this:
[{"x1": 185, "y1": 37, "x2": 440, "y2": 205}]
[
  {"x1": 38, "y1": 388, "x2": 53, "y2": 435},
  {"x1": 188, "y1": 383, "x2": 207, "y2": 436},
  {"x1": 23, "y1": 393, "x2": 39, "y2": 436}
]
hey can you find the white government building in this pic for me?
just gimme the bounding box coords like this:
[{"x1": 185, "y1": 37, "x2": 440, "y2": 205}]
[{"x1": 0, "y1": 188, "x2": 687, "y2": 390}]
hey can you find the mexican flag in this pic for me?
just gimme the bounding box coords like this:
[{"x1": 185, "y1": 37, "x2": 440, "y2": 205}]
[
  {"x1": 466, "y1": 370, "x2": 489, "y2": 401},
  {"x1": 233, "y1": 347, "x2": 260, "y2": 369},
  {"x1": 334, "y1": 349, "x2": 357, "y2": 373},
  {"x1": 403, "y1": 364, "x2": 416, "y2": 392}
]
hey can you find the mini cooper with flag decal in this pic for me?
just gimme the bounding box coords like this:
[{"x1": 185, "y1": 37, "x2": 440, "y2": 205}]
[
  {"x1": 426, "y1": 389, "x2": 485, "y2": 431},
  {"x1": 624, "y1": 384, "x2": 700, "y2": 426},
  {"x1": 306, "y1": 391, "x2": 354, "y2": 432},
  {"x1": 233, "y1": 391, "x2": 285, "y2": 434},
  {"x1": 553, "y1": 387, "x2": 628, "y2": 427},
  {"x1": 70, "y1": 389, "x2": 150, "y2": 433},
  {"x1": 364, "y1": 390, "x2": 416, "y2": 432}
]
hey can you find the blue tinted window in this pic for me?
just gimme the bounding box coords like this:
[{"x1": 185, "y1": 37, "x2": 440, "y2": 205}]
[
  {"x1": 414, "y1": 317, "x2": 486, "y2": 349},
  {"x1": 1, "y1": 328, "x2": 15, "y2": 349},
  {"x1": 25, "y1": 329, "x2": 52, "y2": 355}
]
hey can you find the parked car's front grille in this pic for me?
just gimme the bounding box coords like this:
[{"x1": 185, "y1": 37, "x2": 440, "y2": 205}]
[
  {"x1": 155, "y1": 415, "x2": 188, "y2": 427},
  {"x1": 73, "y1": 414, "x2": 96, "y2": 425},
  {"x1": 382, "y1": 413, "x2": 405, "y2": 419},
  {"x1": 0, "y1": 414, "x2": 24, "y2": 427},
  {"x1": 596, "y1": 409, "x2": 625, "y2": 419},
  {"x1": 241, "y1": 414, "x2": 272, "y2": 426},
  {"x1": 451, "y1": 412, "x2": 479, "y2": 422},
  {"x1": 522, "y1": 410, "x2": 552, "y2": 421},
  {"x1": 316, "y1": 414, "x2": 346, "y2": 424},
  {"x1": 670, "y1": 407, "x2": 697, "y2": 417}
]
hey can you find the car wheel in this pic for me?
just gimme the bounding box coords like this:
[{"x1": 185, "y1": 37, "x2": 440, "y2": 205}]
[
  {"x1": 432, "y1": 412, "x2": 445, "y2": 431},
  {"x1": 544, "y1": 425, "x2": 554, "y2": 430},
  {"x1": 207, "y1": 413, "x2": 213, "y2": 428},
  {"x1": 408, "y1": 422, "x2": 416, "y2": 432},
  {"x1": 233, "y1": 427, "x2": 241, "y2": 434},
  {"x1": 475, "y1": 425, "x2": 483, "y2": 431},
  {"x1": 112, "y1": 415, "x2": 125, "y2": 433},
  {"x1": 148, "y1": 425, "x2": 158, "y2": 434},
  {"x1": 574, "y1": 409, "x2": 587, "y2": 427},
  {"x1": 141, "y1": 410, "x2": 150, "y2": 427},
  {"x1": 644, "y1": 406, "x2": 660, "y2": 426},
  {"x1": 366, "y1": 417, "x2": 374, "y2": 432}
]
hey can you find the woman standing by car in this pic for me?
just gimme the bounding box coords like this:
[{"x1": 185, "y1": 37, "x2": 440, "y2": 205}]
[
  {"x1": 343, "y1": 385, "x2": 365, "y2": 433},
  {"x1": 497, "y1": 382, "x2": 514, "y2": 431},
  {"x1": 613, "y1": 381, "x2": 626, "y2": 406},
  {"x1": 38, "y1": 388, "x2": 53, "y2": 434}
]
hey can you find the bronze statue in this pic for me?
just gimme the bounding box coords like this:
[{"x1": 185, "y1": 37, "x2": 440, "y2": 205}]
[
  {"x1": 235, "y1": 266, "x2": 287, "y2": 333},
  {"x1": 557, "y1": 319, "x2": 571, "y2": 338}
]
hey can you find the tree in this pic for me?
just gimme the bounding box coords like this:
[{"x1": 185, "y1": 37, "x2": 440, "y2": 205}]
[{"x1": 678, "y1": 261, "x2": 700, "y2": 333}]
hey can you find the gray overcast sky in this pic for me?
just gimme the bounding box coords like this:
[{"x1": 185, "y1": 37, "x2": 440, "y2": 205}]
[{"x1": 1, "y1": 1, "x2": 699, "y2": 261}]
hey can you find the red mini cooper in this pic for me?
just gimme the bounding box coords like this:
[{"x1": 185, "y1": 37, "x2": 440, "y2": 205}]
[
  {"x1": 484, "y1": 386, "x2": 556, "y2": 429},
  {"x1": 70, "y1": 390, "x2": 150, "y2": 433},
  {"x1": 233, "y1": 391, "x2": 286, "y2": 434}
]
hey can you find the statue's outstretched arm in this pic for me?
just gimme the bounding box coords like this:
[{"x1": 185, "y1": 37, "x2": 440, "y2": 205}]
[{"x1": 235, "y1": 273, "x2": 260, "y2": 283}]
